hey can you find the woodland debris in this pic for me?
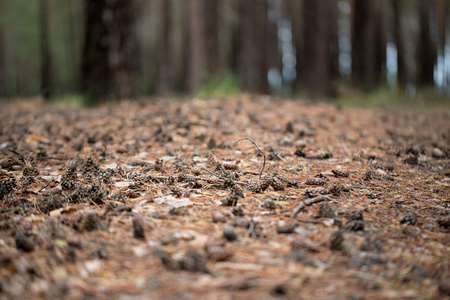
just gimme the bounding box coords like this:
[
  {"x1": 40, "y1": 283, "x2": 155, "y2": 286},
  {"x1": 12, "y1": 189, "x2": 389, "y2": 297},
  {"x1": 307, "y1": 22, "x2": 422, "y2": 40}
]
[
  {"x1": 290, "y1": 236, "x2": 321, "y2": 252},
  {"x1": 132, "y1": 214, "x2": 146, "y2": 239},
  {"x1": 211, "y1": 211, "x2": 227, "y2": 223},
  {"x1": 400, "y1": 212, "x2": 418, "y2": 226},
  {"x1": 437, "y1": 215, "x2": 450, "y2": 228},
  {"x1": 15, "y1": 230, "x2": 35, "y2": 252},
  {"x1": 78, "y1": 212, "x2": 107, "y2": 232},
  {"x1": 292, "y1": 194, "x2": 337, "y2": 217},
  {"x1": 223, "y1": 225, "x2": 238, "y2": 241}
]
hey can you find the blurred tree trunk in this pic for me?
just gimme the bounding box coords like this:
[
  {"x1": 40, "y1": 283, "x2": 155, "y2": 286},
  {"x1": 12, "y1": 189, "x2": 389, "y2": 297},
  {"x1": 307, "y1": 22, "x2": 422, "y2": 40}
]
[
  {"x1": 0, "y1": 25, "x2": 6, "y2": 96},
  {"x1": 375, "y1": 1, "x2": 388, "y2": 83},
  {"x1": 417, "y1": 0, "x2": 437, "y2": 86},
  {"x1": 156, "y1": 0, "x2": 171, "y2": 96},
  {"x1": 82, "y1": 0, "x2": 111, "y2": 103},
  {"x1": 288, "y1": 0, "x2": 304, "y2": 92},
  {"x1": 352, "y1": 0, "x2": 387, "y2": 90},
  {"x1": 393, "y1": 0, "x2": 407, "y2": 88},
  {"x1": 266, "y1": 2, "x2": 279, "y2": 79},
  {"x1": 327, "y1": 0, "x2": 340, "y2": 87},
  {"x1": 302, "y1": 0, "x2": 330, "y2": 98},
  {"x1": 437, "y1": 0, "x2": 447, "y2": 87},
  {"x1": 178, "y1": 0, "x2": 190, "y2": 92},
  {"x1": 188, "y1": 0, "x2": 218, "y2": 93},
  {"x1": 108, "y1": 0, "x2": 139, "y2": 99},
  {"x1": 82, "y1": 0, "x2": 139, "y2": 103},
  {"x1": 39, "y1": 0, "x2": 52, "y2": 99},
  {"x1": 239, "y1": 0, "x2": 268, "y2": 94},
  {"x1": 230, "y1": 0, "x2": 240, "y2": 74},
  {"x1": 68, "y1": 0, "x2": 81, "y2": 93}
]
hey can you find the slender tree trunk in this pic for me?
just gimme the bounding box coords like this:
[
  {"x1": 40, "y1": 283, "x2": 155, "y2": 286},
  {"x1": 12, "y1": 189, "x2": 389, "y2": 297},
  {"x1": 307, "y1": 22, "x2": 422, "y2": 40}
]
[
  {"x1": 352, "y1": 0, "x2": 383, "y2": 90},
  {"x1": 327, "y1": 0, "x2": 340, "y2": 85},
  {"x1": 107, "y1": 0, "x2": 140, "y2": 99},
  {"x1": 39, "y1": 0, "x2": 52, "y2": 99},
  {"x1": 288, "y1": 0, "x2": 304, "y2": 92},
  {"x1": 156, "y1": 0, "x2": 171, "y2": 96},
  {"x1": 302, "y1": 0, "x2": 330, "y2": 98},
  {"x1": 230, "y1": 0, "x2": 240, "y2": 74},
  {"x1": 82, "y1": 0, "x2": 139, "y2": 103},
  {"x1": 239, "y1": 0, "x2": 269, "y2": 94},
  {"x1": 0, "y1": 25, "x2": 6, "y2": 96},
  {"x1": 188, "y1": 0, "x2": 218, "y2": 93},
  {"x1": 393, "y1": 0, "x2": 407, "y2": 87},
  {"x1": 417, "y1": 0, "x2": 437, "y2": 86},
  {"x1": 68, "y1": 0, "x2": 81, "y2": 93},
  {"x1": 82, "y1": 0, "x2": 111, "y2": 102},
  {"x1": 374, "y1": 1, "x2": 387, "y2": 84}
]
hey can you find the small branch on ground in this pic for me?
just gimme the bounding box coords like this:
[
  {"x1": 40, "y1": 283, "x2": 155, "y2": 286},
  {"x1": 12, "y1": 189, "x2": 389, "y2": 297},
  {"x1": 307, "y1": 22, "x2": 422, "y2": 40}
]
[
  {"x1": 292, "y1": 194, "x2": 339, "y2": 217},
  {"x1": 233, "y1": 137, "x2": 266, "y2": 180}
]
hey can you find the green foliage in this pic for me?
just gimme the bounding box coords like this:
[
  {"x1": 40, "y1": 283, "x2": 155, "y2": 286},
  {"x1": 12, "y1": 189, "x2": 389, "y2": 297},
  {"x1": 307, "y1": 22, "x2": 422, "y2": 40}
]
[
  {"x1": 2, "y1": 0, "x2": 40, "y2": 95},
  {"x1": 335, "y1": 85, "x2": 450, "y2": 111},
  {"x1": 196, "y1": 73, "x2": 241, "y2": 98},
  {"x1": 49, "y1": 94, "x2": 84, "y2": 109}
]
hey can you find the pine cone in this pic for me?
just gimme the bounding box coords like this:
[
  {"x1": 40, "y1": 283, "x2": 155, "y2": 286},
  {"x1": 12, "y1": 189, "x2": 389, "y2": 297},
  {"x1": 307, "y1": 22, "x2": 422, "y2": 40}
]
[{"x1": 270, "y1": 178, "x2": 286, "y2": 191}]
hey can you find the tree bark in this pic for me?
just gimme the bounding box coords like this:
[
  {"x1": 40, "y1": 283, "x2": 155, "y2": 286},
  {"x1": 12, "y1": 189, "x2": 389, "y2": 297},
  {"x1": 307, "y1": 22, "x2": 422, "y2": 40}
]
[
  {"x1": 188, "y1": 0, "x2": 218, "y2": 93},
  {"x1": 327, "y1": 0, "x2": 340, "y2": 85},
  {"x1": 351, "y1": 0, "x2": 384, "y2": 90},
  {"x1": 0, "y1": 24, "x2": 6, "y2": 96},
  {"x1": 156, "y1": 0, "x2": 171, "y2": 96},
  {"x1": 239, "y1": 0, "x2": 269, "y2": 94},
  {"x1": 107, "y1": 0, "x2": 140, "y2": 99},
  {"x1": 82, "y1": 0, "x2": 139, "y2": 103},
  {"x1": 288, "y1": 0, "x2": 304, "y2": 92},
  {"x1": 302, "y1": 0, "x2": 330, "y2": 98},
  {"x1": 39, "y1": 0, "x2": 52, "y2": 99},
  {"x1": 393, "y1": 0, "x2": 407, "y2": 87},
  {"x1": 417, "y1": 0, "x2": 437, "y2": 86}
]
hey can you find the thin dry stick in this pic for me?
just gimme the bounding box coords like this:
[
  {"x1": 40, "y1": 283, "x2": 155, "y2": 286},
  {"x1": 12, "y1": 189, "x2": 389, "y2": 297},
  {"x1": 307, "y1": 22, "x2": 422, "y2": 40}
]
[
  {"x1": 59, "y1": 184, "x2": 82, "y2": 202},
  {"x1": 292, "y1": 194, "x2": 337, "y2": 217},
  {"x1": 38, "y1": 179, "x2": 54, "y2": 193},
  {"x1": 233, "y1": 137, "x2": 266, "y2": 180}
]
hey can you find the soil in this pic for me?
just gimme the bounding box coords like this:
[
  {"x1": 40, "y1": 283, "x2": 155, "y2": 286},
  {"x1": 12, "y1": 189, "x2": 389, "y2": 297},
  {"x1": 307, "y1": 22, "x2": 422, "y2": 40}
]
[{"x1": 0, "y1": 96, "x2": 449, "y2": 300}]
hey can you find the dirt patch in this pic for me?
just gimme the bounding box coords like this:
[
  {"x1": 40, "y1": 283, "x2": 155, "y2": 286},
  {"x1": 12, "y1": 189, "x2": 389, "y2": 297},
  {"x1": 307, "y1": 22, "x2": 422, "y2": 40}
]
[{"x1": 0, "y1": 96, "x2": 449, "y2": 299}]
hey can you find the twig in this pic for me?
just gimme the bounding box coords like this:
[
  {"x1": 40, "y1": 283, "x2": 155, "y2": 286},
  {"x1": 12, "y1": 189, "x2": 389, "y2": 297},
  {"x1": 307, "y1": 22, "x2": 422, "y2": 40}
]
[
  {"x1": 248, "y1": 220, "x2": 257, "y2": 238},
  {"x1": 38, "y1": 179, "x2": 54, "y2": 193},
  {"x1": 59, "y1": 184, "x2": 82, "y2": 202},
  {"x1": 292, "y1": 194, "x2": 337, "y2": 217},
  {"x1": 233, "y1": 137, "x2": 266, "y2": 180},
  {"x1": 33, "y1": 156, "x2": 72, "y2": 161}
]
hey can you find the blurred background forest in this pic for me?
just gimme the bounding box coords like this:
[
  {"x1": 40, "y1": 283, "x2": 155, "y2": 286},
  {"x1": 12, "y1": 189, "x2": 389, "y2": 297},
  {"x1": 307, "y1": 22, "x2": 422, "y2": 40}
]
[{"x1": 0, "y1": 0, "x2": 449, "y2": 105}]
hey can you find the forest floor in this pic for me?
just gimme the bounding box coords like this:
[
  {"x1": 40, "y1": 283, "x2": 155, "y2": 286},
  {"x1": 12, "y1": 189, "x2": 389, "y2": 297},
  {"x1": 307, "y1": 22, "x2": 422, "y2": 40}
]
[{"x1": 0, "y1": 96, "x2": 449, "y2": 300}]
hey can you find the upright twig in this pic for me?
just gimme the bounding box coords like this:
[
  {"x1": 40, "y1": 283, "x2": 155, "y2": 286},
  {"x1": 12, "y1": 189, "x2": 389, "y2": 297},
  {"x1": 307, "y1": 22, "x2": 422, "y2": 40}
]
[{"x1": 233, "y1": 137, "x2": 266, "y2": 180}]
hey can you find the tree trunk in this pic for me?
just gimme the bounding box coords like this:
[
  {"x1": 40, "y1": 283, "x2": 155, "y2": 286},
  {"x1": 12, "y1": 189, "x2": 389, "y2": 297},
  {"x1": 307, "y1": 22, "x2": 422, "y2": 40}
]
[
  {"x1": 82, "y1": 0, "x2": 139, "y2": 103},
  {"x1": 188, "y1": 0, "x2": 218, "y2": 93},
  {"x1": 288, "y1": 0, "x2": 304, "y2": 92},
  {"x1": 302, "y1": 0, "x2": 330, "y2": 98},
  {"x1": 39, "y1": 0, "x2": 52, "y2": 99},
  {"x1": 393, "y1": 0, "x2": 407, "y2": 87},
  {"x1": 351, "y1": 0, "x2": 384, "y2": 90},
  {"x1": 156, "y1": 0, "x2": 171, "y2": 96},
  {"x1": 417, "y1": 0, "x2": 437, "y2": 86},
  {"x1": 239, "y1": 0, "x2": 269, "y2": 94},
  {"x1": 68, "y1": 0, "x2": 81, "y2": 93},
  {"x1": 108, "y1": 0, "x2": 140, "y2": 99},
  {"x1": 327, "y1": 0, "x2": 340, "y2": 86},
  {"x1": 0, "y1": 25, "x2": 6, "y2": 96}
]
